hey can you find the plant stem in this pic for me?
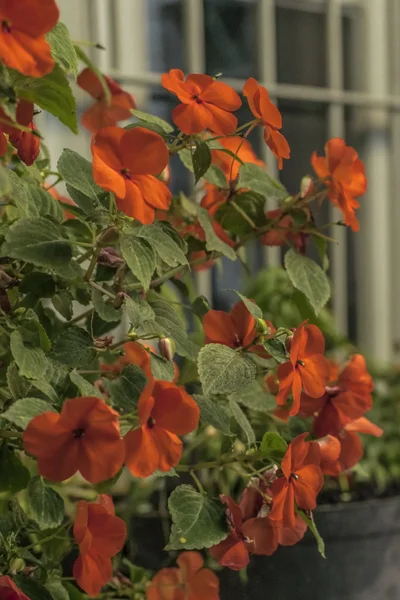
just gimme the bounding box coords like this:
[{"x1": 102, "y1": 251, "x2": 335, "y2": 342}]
[
  {"x1": 88, "y1": 280, "x2": 116, "y2": 301},
  {"x1": 0, "y1": 429, "x2": 23, "y2": 439},
  {"x1": 84, "y1": 248, "x2": 101, "y2": 281},
  {"x1": 230, "y1": 199, "x2": 258, "y2": 230},
  {"x1": 176, "y1": 452, "x2": 262, "y2": 472},
  {"x1": 64, "y1": 308, "x2": 94, "y2": 327}
]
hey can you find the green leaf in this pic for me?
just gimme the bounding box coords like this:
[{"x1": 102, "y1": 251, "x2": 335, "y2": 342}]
[
  {"x1": 228, "y1": 399, "x2": 255, "y2": 445},
  {"x1": 193, "y1": 394, "x2": 233, "y2": 436},
  {"x1": 135, "y1": 224, "x2": 188, "y2": 268},
  {"x1": 20, "y1": 272, "x2": 56, "y2": 297},
  {"x1": 63, "y1": 582, "x2": 84, "y2": 600},
  {"x1": 313, "y1": 234, "x2": 329, "y2": 271},
  {"x1": 167, "y1": 484, "x2": 228, "y2": 550},
  {"x1": 196, "y1": 207, "x2": 236, "y2": 261},
  {"x1": 150, "y1": 353, "x2": 175, "y2": 382},
  {"x1": 232, "y1": 290, "x2": 263, "y2": 319},
  {"x1": 229, "y1": 380, "x2": 276, "y2": 412},
  {"x1": 124, "y1": 294, "x2": 155, "y2": 328},
  {"x1": 52, "y1": 291, "x2": 73, "y2": 320},
  {"x1": 263, "y1": 337, "x2": 288, "y2": 363},
  {"x1": 198, "y1": 344, "x2": 257, "y2": 396},
  {"x1": 106, "y1": 365, "x2": 147, "y2": 412},
  {"x1": 284, "y1": 249, "x2": 331, "y2": 315},
  {"x1": 2, "y1": 216, "x2": 72, "y2": 272},
  {"x1": 10, "y1": 330, "x2": 51, "y2": 379},
  {"x1": 191, "y1": 295, "x2": 211, "y2": 319},
  {"x1": 0, "y1": 163, "x2": 12, "y2": 197},
  {"x1": 203, "y1": 165, "x2": 227, "y2": 188},
  {"x1": 92, "y1": 288, "x2": 122, "y2": 323},
  {"x1": 50, "y1": 327, "x2": 96, "y2": 368},
  {"x1": 237, "y1": 163, "x2": 288, "y2": 201},
  {"x1": 47, "y1": 22, "x2": 79, "y2": 77},
  {"x1": 70, "y1": 369, "x2": 102, "y2": 398},
  {"x1": 14, "y1": 65, "x2": 78, "y2": 133},
  {"x1": 131, "y1": 108, "x2": 173, "y2": 134},
  {"x1": 298, "y1": 509, "x2": 326, "y2": 558},
  {"x1": 217, "y1": 191, "x2": 266, "y2": 236},
  {"x1": 120, "y1": 235, "x2": 156, "y2": 290},
  {"x1": 27, "y1": 476, "x2": 64, "y2": 530},
  {"x1": 46, "y1": 579, "x2": 70, "y2": 600},
  {"x1": 15, "y1": 577, "x2": 54, "y2": 600},
  {"x1": 6, "y1": 362, "x2": 31, "y2": 400},
  {"x1": 2, "y1": 398, "x2": 56, "y2": 430},
  {"x1": 57, "y1": 149, "x2": 104, "y2": 211},
  {"x1": 260, "y1": 431, "x2": 288, "y2": 462},
  {"x1": 192, "y1": 140, "x2": 212, "y2": 183},
  {"x1": 0, "y1": 445, "x2": 30, "y2": 493}
]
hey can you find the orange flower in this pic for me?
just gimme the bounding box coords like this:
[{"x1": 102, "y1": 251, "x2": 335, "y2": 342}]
[
  {"x1": 147, "y1": 551, "x2": 219, "y2": 600},
  {"x1": 77, "y1": 68, "x2": 136, "y2": 133},
  {"x1": 243, "y1": 78, "x2": 290, "y2": 169},
  {"x1": 92, "y1": 126, "x2": 171, "y2": 224},
  {"x1": 0, "y1": 576, "x2": 30, "y2": 600},
  {"x1": 269, "y1": 433, "x2": 324, "y2": 528},
  {"x1": 337, "y1": 417, "x2": 383, "y2": 472},
  {"x1": 161, "y1": 69, "x2": 241, "y2": 135},
  {"x1": 102, "y1": 341, "x2": 153, "y2": 378},
  {"x1": 311, "y1": 138, "x2": 367, "y2": 232},
  {"x1": 73, "y1": 495, "x2": 126, "y2": 597},
  {"x1": 0, "y1": 100, "x2": 39, "y2": 166},
  {"x1": 0, "y1": 0, "x2": 58, "y2": 77},
  {"x1": 201, "y1": 184, "x2": 229, "y2": 217},
  {"x1": 23, "y1": 396, "x2": 125, "y2": 483},
  {"x1": 211, "y1": 136, "x2": 264, "y2": 181},
  {"x1": 203, "y1": 300, "x2": 256, "y2": 348},
  {"x1": 261, "y1": 208, "x2": 307, "y2": 253},
  {"x1": 124, "y1": 380, "x2": 200, "y2": 477},
  {"x1": 300, "y1": 354, "x2": 374, "y2": 438},
  {"x1": 276, "y1": 321, "x2": 330, "y2": 416}
]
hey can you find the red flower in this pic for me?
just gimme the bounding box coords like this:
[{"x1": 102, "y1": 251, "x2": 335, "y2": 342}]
[
  {"x1": 147, "y1": 551, "x2": 219, "y2": 600},
  {"x1": 124, "y1": 380, "x2": 200, "y2": 477},
  {"x1": 269, "y1": 433, "x2": 324, "y2": 528},
  {"x1": 211, "y1": 136, "x2": 264, "y2": 181},
  {"x1": 300, "y1": 354, "x2": 374, "y2": 438},
  {"x1": 261, "y1": 208, "x2": 306, "y2": 253},
  {"x1": 201, "y1": 184, "x2": 229, "y2": 217},
  {"x1": 23, "y1": 396, "x2": 125, "y2": 483},
  {"x1": 243, "y1": 78, "x2": 290, "y2": 169},
  {"x1": 0, "y1": 576, "x2": 30, "y2": 600},
  {"x1": 276, "y1": 321, "x2": 330, "y2": 416},
  {"x1": 311, "y1": 138, "x2": 367, "y2": 232},
  {"x1": 337, "y1": 417, "x2": 383, "y2": 472},
  {"x1": 0, "y1": 0, "x2": 59, "y2": 77},
  {"x1": 203, "y1": 300, "x2": 256, "y2": 348},
  {"x1": 77, "y1": 68, "x2": 136, "y2": 133},
  {"x1": 0, "y1": 100, "x2": 39, "y2": 166},
  {"x1": 161, "y1": 69, "x2": 241, "y2": 135},
  {"x1": 73, "y1": 495, "x2": 126, "y2": 597},
  {"x1": 92, "y1": 126, "x2": 171, "y2": 224}
]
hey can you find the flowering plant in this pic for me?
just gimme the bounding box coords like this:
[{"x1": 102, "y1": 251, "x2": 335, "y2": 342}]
[{"x1": 0, "y1": 2, "x2": 383, "y2": 599}]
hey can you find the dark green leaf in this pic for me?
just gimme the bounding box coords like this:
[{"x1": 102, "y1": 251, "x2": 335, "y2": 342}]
[
  {"x1": 131, "y1": 109, "x2": 173, "y2": 134},
  {"x1": 194, "y1": 394, "x2": 233, "y2": 436},
  {"x1": 229, "y1": 380, "x2": 276, "y2": 412},
  {"x1": 0, "y1": 163, "x2": 11, "y2": 197},
  {"x1": 6, "y1": 362, "x2": 32, "y2": 400},
  {"x1": 0, "y1": 445, "x2": 30, "y2": 493},
  {"x1": 50, "y1": 327, "x2": 96, "y2": 368},
  {"x1": 47, "y1": 22, "x2": 78, "y2": 77},
  {"x1": 263, "y1": 337, "x2": 288, "y2": 363},
  {"x1": 106, "y1": 364, "x2": 147, "y2": 412},
  {"x1": 237, "y1": 163, "x2": 288, "y2": 201},
  {"x1": 260, "y1": 431, "x2": 288, "y2": 462},
  {"x1": 284, "y1": 249, "x2": 331, "y2": 315},
  {"x1": 228, "y1": 399, "x2": 255, "y2": 445},
  {"x1": 52, "y1": 291, "x2": 73, "y2": 320},
  {"x1": 191, "y1": 295, "x2": 211, "y2": 319},
  {"x1": 92, "y1": 288, "x2": 122, "y2": 323},
  {"x1": 198, "y1": 344, "x2": 257, "y2": 395},
  {"x1": 167, "y1": 484, "x2": 228, "y2": 550},
  {"x1": 2, "y1": 398, "x2": 56, "y2": 429},
  {"x1": 70, "y1": 369, "x2": 102, "y2": 398},
  {"x1": 27, "y1": 476, "x2": 64, "y2": 530},
  {"x1": 14, "y1": 65, "x2": 78, "y2": 133},
  {"x1": 135, "y1": 223, "x2": 188, "y2": 268},
  {"x1": 216, "y1": 191, "x2": 266, "y2": 236},
  {"x1": 192, "y1": 140, "x2": 212, "y2": 183},
  {"x1": 120, "y1": 235, "x2": 156, "y2": 290},
  {"x1": 46, "y1": 579, "x2": 70, "y2": 600},
  {"x1": 196, "y1": 207, "x2": 236, "y2": 260},
  {"x1": 15, "y1": 577, "x2": 54, "y2": 600},
  {"x1": 298, "y1": 510, "x2": 326, "y2": 558},
  {"x1": 20, "y1": 272, "x2": 56, "y2": 297},
  {"x1": 150, "y1": 353, "x2": 175, "y2": 381},
  {"x1": 10, "y1": 330, "x2": 52, "y2": 379},
  {"x1": 7, "y1": 172, "x2": 64, "y2": 222},
  {"x1": 63, "y1": 582, "x2": 84, "y2": 600},
  {"x1": 57, "y1": 149, "x2": 104, "y2": 210}
]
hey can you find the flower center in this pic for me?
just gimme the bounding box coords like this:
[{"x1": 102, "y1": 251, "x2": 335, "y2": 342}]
[
  {"x1": 297, "y1": 359, "x2": 305, "y2": 367},
  {"x1": 147, "y1": 417, "x2": 156, "y2": 429},
  {"x1": 192, "y1": 94, "x2": 203, "y2": 104},
  {"x1": 1, "y1": 20, "x2": 11, "y2": 33},
  {"x1": 72, "y1": 428, "x2": 85, "y2": 439},
  {"x1": 120, "y1": 168, "x2": 131, "y2": 180},
  {"x1": 290, "y1": 473, "x2": 299, "y2": 481}
]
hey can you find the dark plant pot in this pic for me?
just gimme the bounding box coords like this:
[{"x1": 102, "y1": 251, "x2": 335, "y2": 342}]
[{"x1": 237, "y1": 496, "x2": 400, "y2": 600}]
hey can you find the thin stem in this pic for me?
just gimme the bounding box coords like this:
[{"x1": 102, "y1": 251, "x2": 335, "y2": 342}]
[
  {"x1": 88, "y1": 280, "x2": 116, "y2": 301},
  {"x1": 176, "y1": 452, "x2": 262, "y2": 472},
  {"x1": 84, "y1": 248, "x2": 101, "y2": 281},
  {"x1": 230, "y1": 199, "x2": 258, "y2": 230},
  {"x1": 64, "y1": 308, "x2": 94, "y2": 327},
  {"x1": 0, "y1": 430, "x2": 23, "y2": 439}
]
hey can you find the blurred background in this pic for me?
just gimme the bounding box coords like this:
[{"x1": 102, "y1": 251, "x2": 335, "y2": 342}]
[{"x1": 44, "y1": 0, "x2": 399, "y2": 365}]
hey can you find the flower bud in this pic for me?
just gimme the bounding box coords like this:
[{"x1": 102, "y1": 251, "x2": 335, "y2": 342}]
[
  {"x1": 158, "y1": 337, "x2": 176, "y2": 361},
  {"x1": 9, "y1": 121, "x2": 40, "y2": 166},
  {"x1": 255, "y1": 318, "x2": 270, "y2": 336},
  {"x1": 9, "y1": 557, "x2": 25, "y2": 574},
  {"x1": 300, "y1": 175, "x2": 314, "y2": 198},
  {"x1": 113, "y1": 291, "x2": 126, "y2": 309},
  {"x1": 160, "y1": 165, "x2": 171, "y2": 184},
  {"x1": 98, "y1": 226, "x2": 119, "y2": 245},
  {"x1": 98, "y1": 247, "x2": 124, "y2": 268}
]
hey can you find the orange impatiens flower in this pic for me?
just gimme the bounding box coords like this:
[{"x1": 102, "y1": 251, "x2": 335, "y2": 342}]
[
  {"x1": 300, "y1": 354, "x2": 374, "y2": 438},
  {"x1": 243, "y1": 78, "x2": 290, "y2": 169},
  {"x1": 147, "y1": 551, "x2": 219, "y2": 600},
  {"x1": 161, "y1": 69, "x2": 241, "y2": 135},
  {"x1": 269, "y1": 433, "x2": 324, "y2": 528},
  {"x1": 0, "y1": 0, "x2": 59, "y2": 77},
  {"x1": 0, "y1": 576, "x2": 31, "y2": 600},
  {"x1": 261, "y1": 208, "x2": 306, "y2": 253},
  {"x1": 92, "y1": 126, "x2": 171, "y2": 224},
  {"x1": 23, "y1": 396, "x2": 125, "y2": 483},
  {"x1": 203, "y1": 300, "x2": 257, "y2": 348},
  {"x1": 337, "y1": 417, "x2": 383, "y2": 471},
  {"x1": 276, "y1": 321, "x2": 330, "y2": 416},
  {"x1": 311, "y1": 138, "x2": 367, "y2": 232},
  {"x1": 73, "y1": 495, "x2": 126, "y2": 597},
  {"x1": 77, "y1": 68, "x2": 136, "y2": 133},
  {"x1": 211, "y1": 136, "x2": 264, "y2": 182},
  {"x1": 0, "y1": 100, "x2": 40, "y2": 166},
  {"x1": 124, "y1": 380, "x2": 200, "y2": 478}
]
